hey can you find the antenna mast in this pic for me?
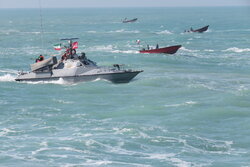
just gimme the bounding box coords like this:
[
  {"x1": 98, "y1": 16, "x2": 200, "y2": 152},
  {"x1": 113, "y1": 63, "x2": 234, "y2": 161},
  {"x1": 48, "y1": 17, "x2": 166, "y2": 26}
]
[{"x1": 38, "y1": 0, "x2": 45, "y2": 53}]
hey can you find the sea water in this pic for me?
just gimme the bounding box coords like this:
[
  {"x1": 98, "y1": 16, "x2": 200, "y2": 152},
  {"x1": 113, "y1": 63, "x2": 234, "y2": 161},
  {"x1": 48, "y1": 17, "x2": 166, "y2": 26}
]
[{"x1": 0, "y1": 7, "x2": 250, "y2": 167}]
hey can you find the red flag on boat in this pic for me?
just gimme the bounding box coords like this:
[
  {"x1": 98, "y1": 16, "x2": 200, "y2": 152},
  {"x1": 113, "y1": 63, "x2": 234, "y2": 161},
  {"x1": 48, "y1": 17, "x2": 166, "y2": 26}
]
[{"x1": 72, "y1": 41, "x2": 78, "y2": 49}]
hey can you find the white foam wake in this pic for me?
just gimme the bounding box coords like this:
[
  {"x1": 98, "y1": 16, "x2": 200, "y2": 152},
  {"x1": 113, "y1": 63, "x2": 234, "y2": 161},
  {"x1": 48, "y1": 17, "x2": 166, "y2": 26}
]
[
  {"x1": 24, "y1": 78, "x2": 68, "y2": 85},
  {"x1": 216, "y1": 29, "x2": 250, "y2": 33},
  {"x1": 87, "y1": 45, "x2": 139, "y2": 54},
  {"x1": 223, "y1": 47, "x2": 250, "y2": 53},
  {"x1": 156, "y1": 30, "x2": 173, "y2": 35},
  {"x1": 108, "y1": 29, "x2": 140, "y2": 33},
  {"x1": 164, "y1": 101, "x2": 197, "y2": 107},
  {"x1": 111, "y1": 50, "x2": 139, "y2": 54},
  {"x1": 0, "y1": 74, "x2": 16, "y2": 82},
  {"x1": 180, "y1": 47, "x2": 199, "y2": 53},
  {"x1": 0, "y1": 69, "x2": 76, "y2": 85},
  {"x1": 0, "y1": 69, "x2": 19, "y2": 82},
  {"x1": 204, "y1": 49, "x2": 214, "y2": 52},
  {"x1": 87, "y1": 30, "x2": 97, "y2": 33},
  {"x1": 88, "y1": 45, "x2": 114, "y2": 52}
]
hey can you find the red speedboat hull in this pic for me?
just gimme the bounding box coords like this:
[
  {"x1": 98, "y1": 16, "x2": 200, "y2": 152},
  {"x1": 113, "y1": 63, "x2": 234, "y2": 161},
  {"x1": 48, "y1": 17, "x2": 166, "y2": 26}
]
[{"x1": 140, "y1": 45, "x2": 182, "y2": 54}]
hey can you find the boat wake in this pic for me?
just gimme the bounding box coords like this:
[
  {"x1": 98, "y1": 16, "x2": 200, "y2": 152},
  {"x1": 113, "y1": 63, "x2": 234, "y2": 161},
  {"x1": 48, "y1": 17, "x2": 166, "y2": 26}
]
[
  {"x1": 164, "y1": 101, "x2": 197, "y2": 108},
  {"x1": 0, "y1": 69, "x2": 71, "y2": 85},
  {"x1": 111, "y1": 50, "x2": 139, "y2": 54},
  {"x1": 0, "y1": 73, "x2": 69, "y2": 85},
  {"x1": 23, "y1": 78, "x2": 71, "y2": 85},
  {"x1": 179, "y1": 47, "x2": 199, "y2": 53},
  {"x1": 223, "y1": 47, "x2": 250, "y2": 53},
  {"x1": 108, "y1": 29, "x2": 140, "y2": 33},
  {"x1": 0, "y1": 69, "x2": 18, "y2": 82},
  {"x1": 156, "y1": 30, "x2": 173, "y2": 35},
  {"x1": 0, "y1": 74, "x2": 16, "y2": 82},
  {"x1": 87, "y1": 45, "x2": 139, "y2": 54},
  {"x1": 215, "y1": 29, "x2": 250, "y2": 33}
]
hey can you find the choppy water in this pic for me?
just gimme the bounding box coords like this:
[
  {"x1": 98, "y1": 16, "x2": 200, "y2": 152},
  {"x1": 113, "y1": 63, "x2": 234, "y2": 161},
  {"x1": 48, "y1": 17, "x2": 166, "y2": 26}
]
[{"x1": 1, "y1": 7, "x2": 250, "y2": 167}]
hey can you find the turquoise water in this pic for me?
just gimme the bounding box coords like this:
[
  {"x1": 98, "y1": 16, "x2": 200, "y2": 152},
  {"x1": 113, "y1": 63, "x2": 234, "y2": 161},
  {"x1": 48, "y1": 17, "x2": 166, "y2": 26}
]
[{"x1": 1, "y1": 7, "x2": 250, "y2": 166}]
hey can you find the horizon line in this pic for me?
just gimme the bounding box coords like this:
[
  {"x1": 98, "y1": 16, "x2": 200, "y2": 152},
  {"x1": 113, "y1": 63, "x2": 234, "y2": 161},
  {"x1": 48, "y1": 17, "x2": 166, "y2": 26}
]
[{"x1": 0, "y1": 5, "x2": 249, "y2": 9}]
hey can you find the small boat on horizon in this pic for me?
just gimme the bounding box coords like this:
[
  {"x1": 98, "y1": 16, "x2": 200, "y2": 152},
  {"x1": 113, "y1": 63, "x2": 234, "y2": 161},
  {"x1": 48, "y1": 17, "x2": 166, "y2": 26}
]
[
  {"x1": 122, "y1": 18, "x2": 138, "y2": 23},
  {"x1": 185, "y1": 25, "x2": 209, "y2": 33},
  {"x1": 139, "y1": 45, "x2": 182, "y2": 54}
]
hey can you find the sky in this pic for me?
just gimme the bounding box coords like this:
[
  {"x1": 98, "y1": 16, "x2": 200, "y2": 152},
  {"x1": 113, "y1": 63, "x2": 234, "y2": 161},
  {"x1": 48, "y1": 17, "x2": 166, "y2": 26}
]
[{"x1": 0, "y1": 0, "x2": 249, "y2": 8}]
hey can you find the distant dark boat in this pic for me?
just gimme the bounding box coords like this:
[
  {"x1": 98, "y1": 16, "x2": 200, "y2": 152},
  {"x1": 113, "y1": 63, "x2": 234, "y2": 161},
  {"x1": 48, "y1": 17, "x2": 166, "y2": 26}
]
[
  {"x1": 189, "y1": 25, "x2": 209, "y2": 33},
  {"x1": 139, "y1": 45, "x2": 182, "y2": 54},
  {"x1": 122, "y1": 18, "x2": 138, "y2": 23}
]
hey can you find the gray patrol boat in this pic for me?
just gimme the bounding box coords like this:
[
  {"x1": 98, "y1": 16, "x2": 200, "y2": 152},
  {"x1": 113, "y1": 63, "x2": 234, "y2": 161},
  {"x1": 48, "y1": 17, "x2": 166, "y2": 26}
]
[{"x1": 15, "y1": 38, "x2": 143, "y2": 83}]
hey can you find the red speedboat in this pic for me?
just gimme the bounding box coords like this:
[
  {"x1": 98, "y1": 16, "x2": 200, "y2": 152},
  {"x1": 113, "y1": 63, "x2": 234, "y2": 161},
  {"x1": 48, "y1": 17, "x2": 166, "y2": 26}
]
[{"x1": 140, "y1": 45, "x2": 182, "y2": 54}]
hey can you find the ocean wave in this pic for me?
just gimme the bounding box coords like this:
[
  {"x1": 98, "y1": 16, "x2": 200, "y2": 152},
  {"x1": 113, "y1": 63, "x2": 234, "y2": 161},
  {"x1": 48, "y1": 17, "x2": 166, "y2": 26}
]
[
  {"x1": 113, "y1": 127, "x2": 132, "y2": 134},
  {"x1": 31, "y1": 147, "x2": 50, "y2": 155},
  {"x1": 64, "y1": 160, "x2": 148, "y2": 167},
  {"x1": 0, "y1": 30, "x2": 55, "y2": 35},
  {"x1": 146, "y1": 153, "x2": 195, "y2": 167},
  {"x1": 0, "y1": 128, "x2": 17, "y2": 136},
  {"x1": 108, "y1": 29, "x2": 140, "y2": 33},
  {"x1": 204, "y1": 49, "x2": 214, "y2": 52},
  {"x1": 156, "y1": 30, "x2": 173, "y2": 35},
  {"x1": 164, "y1": 101, "x2": 197, "y2": 108},
  {"x1": 46, "y1": 107, "x2": 62, "y2": 112},
  {"x1": 223, "y1": 47, "x2": 250, "y2": 53},
  {"x1": 237, "y1": 85, "x2": 248, "y2": 93},
  {"x1": 52, "y1": 99, "x2": 74, "y2": 104},
  {"x1": 21, "y1": 31, "x2": 41, "y2": 34},
  {"x1": 57, "y1": 147, "x2": 86, "y2": 153},
  {"x1": 83, "y1": 160, "x2": 113, "y2": 166},
  {"x1": 0, "y1": 29, "x2": 20, "y2": 35},
  {"x1": 86, "y1": 30, "x2": 97, "y2": 33},
  {"x1": 188, "y1": 83, "x2": 218, "y2": 92},
  {"x1": 48, "y1": 154, "x2": 68, "y2": 158},
  {"x1": 182, "y1": 135, "x2": 234, "y2": 155},
  {"x1": 0, "y1": 100, "x2": 8, "y2": 105}
]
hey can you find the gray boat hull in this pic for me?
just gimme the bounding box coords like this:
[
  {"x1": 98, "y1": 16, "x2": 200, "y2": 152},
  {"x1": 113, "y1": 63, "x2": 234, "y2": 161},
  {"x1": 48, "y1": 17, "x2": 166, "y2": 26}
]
[
  {"x1": 16, "y1": 56, "x2": 142, "y2": 84},
  {"x1": 15, "y1": 70, "x2": 142, "y2": 83}
]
